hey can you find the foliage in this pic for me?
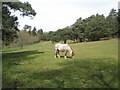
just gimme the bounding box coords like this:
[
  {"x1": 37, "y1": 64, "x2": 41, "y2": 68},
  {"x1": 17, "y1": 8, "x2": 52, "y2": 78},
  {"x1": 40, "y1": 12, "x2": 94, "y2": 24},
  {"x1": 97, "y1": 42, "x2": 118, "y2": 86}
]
[
  {"x1": 32, "y1": 27, "x2": 37, "y2": 36},
  {"x1": 23, "y1": 25, "x2": 32, "y2": 31},
  {"x1": 118, "y1": 9, "x2": 120, "y2": 38},
  {"x1": 2, "y1": 2, "x2": 36, "y2": 45},
  {"x1": 2, "y1": 4, "x2": 118, "y2": 45},
  {"x1": 47, "y1": 8, "x2": 118, "y2": 43},
  {"x1": 2, "y1": 28, "x2": 17, "y2": 46},
  {"x1": 106, "y1": 9, "x2": 118, "y2": 37},
  {"x1": 37, "y1": 29, "x2": 44, "y2": 41},
  {"x1": 16, "y1": 31, "x2": 39, "y2": 49},
  {"x1": 37, "y1": 29, "x2": 43, "y2": 35},
  {"x1": 56, "y1": 28, "x2": 72, "y2": 44},
  {"x1": 84, "y1": 14, "x2": 108, "y2": 41}
]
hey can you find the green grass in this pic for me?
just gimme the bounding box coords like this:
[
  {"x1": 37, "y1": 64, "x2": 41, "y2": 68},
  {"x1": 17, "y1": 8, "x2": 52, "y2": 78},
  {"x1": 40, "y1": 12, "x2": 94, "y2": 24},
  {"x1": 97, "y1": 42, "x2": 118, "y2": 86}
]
[{"x1": 2, "y1": 39, "x2": 118, "y2": 88}]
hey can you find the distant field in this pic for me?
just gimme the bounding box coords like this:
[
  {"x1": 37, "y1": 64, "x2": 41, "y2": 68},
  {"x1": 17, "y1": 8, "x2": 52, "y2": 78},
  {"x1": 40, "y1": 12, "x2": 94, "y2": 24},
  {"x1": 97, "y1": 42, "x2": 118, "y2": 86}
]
[{"x1": 2, "y1": 39, "x2": 118, "y2": 88}]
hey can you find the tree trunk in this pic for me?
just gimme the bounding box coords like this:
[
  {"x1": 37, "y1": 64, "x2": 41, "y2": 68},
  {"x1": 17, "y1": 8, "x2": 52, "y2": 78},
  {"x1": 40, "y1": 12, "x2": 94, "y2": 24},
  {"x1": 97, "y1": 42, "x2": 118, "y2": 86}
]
[
  {"x1": 79, "y1": 38, "x2": 82, "y2": 43},
  {"x1": 21, "y1": 46, "x2": 23, "y2": 49},
  {"x1": 64, "y1": 40, "x2": 67, "y2": 44}
]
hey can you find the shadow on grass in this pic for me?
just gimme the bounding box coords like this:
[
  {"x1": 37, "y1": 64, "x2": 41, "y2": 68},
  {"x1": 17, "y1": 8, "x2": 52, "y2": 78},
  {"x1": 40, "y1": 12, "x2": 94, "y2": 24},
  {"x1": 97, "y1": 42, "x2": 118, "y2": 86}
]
[
  {"x1": 27, "y1": 58, "x2": 118, "y2": 88},
  {"x1": 2, "y1": 50, "x2": 44, "y2": 66},
  {"x1": 3, "y1": 50, "x2": 44, "y2": 59},
  {"x1": 58, "y1": 56, "x2": 71, "y2": 59},
  {"x1": 3, "y1": 50, "x2": 44, "y2": 55},
  {"x1": 2, "y1": 56, "x2": 118, "y2": 88},
  {"x1": 2, "y1": 50, "x2": 45, "y2": 88}
]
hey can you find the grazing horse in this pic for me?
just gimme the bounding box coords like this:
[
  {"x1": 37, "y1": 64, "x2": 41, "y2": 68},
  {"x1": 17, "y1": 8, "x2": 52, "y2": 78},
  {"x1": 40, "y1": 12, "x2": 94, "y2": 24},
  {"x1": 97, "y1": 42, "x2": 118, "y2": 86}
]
[{"x1": 55, "y1": 43, "x2": 74, "y2": 59}]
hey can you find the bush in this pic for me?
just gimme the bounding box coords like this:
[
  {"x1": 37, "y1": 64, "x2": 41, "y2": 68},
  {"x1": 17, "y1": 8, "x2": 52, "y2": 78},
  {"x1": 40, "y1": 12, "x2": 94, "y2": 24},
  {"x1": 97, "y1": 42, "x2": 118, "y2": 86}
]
[{"x1": 16, "y1": 31, "x2": 40, "y2": 48}]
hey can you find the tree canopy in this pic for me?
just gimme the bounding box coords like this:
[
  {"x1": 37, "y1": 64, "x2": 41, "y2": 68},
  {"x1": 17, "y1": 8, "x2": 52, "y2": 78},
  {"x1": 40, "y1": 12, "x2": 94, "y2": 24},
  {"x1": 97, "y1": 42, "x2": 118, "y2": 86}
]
[
  {"x1": 2, "y1": 1, "x2": 36, "y2": 46},
  {"x1": 2, "y1": 3, "x2": 118, "y2": 46},
  {"x1": 47, "y1": 8, "x2": 118, "y2": 43}
]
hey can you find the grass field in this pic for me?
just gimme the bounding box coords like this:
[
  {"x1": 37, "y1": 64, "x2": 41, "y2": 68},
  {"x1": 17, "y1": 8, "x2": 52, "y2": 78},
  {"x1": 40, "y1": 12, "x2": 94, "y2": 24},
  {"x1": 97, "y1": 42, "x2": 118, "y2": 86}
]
[{"x1": 2, "y1": 39, "x2": 118, "y2": 88}]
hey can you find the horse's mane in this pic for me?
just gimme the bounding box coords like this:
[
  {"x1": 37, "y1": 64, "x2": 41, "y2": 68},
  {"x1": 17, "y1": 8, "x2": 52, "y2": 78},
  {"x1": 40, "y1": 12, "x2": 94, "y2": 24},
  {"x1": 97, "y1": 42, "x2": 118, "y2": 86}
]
[{"x1": 69, "y1": 45, "x2": 74, "y2": 55}]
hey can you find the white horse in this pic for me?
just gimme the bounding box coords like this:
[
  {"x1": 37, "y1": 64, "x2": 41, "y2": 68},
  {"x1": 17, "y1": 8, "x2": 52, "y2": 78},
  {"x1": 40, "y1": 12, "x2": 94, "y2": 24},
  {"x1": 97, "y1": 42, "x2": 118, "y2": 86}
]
[{"x1": 55, "y1": 43, "x2": 74, "y2": 59}]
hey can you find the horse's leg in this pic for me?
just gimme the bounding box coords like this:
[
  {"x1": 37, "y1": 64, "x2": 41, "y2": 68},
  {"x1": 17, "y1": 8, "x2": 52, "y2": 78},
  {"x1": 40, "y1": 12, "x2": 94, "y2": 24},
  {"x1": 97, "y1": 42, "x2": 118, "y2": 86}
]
[
  {"x1": 55, "y1": 50, "x2": 57, "y2": 58},
  {"x1": 57, "y1": 50, "x2": 60, "y2": 58},
  {"x1": 55, "y1": 49, "x2": 58, "y2": 58},
  {"x1": 64, "y1": 51, "x2": 67, "y2": 59}
]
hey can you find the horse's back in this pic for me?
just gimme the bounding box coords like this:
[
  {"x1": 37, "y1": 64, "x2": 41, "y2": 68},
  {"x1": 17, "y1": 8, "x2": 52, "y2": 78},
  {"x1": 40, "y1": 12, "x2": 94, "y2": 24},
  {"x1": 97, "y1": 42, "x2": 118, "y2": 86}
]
[
  {"x1": 55, "y1": 43, "x2": 68, "y2": 48},
  {"x1": 55, "y1": 43, "x2": 70, "y2": 51},
  {"x1": 55, "y1": 43, "x2": 61, "y2": 49}
]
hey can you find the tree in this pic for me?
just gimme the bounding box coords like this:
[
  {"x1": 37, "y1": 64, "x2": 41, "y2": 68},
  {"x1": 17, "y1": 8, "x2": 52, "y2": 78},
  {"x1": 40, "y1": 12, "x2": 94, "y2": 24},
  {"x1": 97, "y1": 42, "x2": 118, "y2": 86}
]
[
  {"x1": 17, "y1": 31, "x2": 39, "y2": 49},
  {"x1": 32, "y1": 27, "x2": 37, "y2": 36},
  {"x1": 71, "y1": 17, "x2": 85, "y2": 42},
  {"x1": 2, "y1": 2, "x2": 36, "y2": 45},
  {"x1": 2, "y1": 28, "x2": 17, "y2": 46},
  {"x1": 37, "y1": 29, "x2": 43, "y2": 35},
  {"x1": 28, "y1": 29, "x2": 32, "y2": 35},
  {"x1": 47, "y1": 31, "x2": 60, "y2": 43},
  {"x1": 17, "y1": 31, "x2": 30, "y2": 49},
  {"x1": 56, "y1": 27, "x2": 72, "y2": 44},
  {"x1": 23, "y1": 25, "x2": 32, "y2": 31},
  {"x1": 118, "y1": 9, "x2": 120, "y2": 38},
  {"x1": 83, "y1": 14, "x2": 108, "y2": 41},
  {"x1": 37, "y1": 29, "x2": 43, "y2": 41},
  {"x1": 106, "y1": 8, "x2": 118, "y2": 37}
]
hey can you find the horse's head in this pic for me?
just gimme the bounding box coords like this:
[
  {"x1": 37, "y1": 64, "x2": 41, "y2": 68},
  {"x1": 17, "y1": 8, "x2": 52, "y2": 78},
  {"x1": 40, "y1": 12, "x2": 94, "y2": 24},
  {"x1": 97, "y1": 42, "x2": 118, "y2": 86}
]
[{"x1": 70, "y1": 52, "x2": 74, "y2": 59}]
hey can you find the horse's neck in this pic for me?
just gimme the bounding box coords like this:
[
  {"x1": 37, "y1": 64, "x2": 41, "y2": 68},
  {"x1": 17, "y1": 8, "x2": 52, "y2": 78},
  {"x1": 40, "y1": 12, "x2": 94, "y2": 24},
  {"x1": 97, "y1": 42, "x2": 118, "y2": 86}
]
[{"x1": 68, "y1": 48, "x2": 73, "y2": 55}]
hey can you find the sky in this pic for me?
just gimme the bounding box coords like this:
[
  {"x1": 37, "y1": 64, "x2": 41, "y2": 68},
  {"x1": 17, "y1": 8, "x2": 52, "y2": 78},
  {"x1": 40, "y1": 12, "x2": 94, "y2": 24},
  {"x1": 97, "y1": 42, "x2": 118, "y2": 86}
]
[{"x1": 15, "y1": 0, "x2": 118, "y2": 32}]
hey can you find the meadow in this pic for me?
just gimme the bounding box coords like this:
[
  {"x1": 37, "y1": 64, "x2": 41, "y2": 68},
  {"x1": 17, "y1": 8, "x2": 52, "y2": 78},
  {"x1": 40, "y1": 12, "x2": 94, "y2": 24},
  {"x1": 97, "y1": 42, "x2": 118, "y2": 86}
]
[{"x1": 2, "y1": 39, "x2": 118, "y2": 88}]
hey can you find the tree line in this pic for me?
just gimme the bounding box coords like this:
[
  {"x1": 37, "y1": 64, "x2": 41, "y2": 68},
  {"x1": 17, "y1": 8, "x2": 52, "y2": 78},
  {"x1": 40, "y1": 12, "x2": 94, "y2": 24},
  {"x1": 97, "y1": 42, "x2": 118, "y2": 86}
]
[
  {"x1": 2, "y1": 1, "x2": 119, "y2": 48},
  {"x1": 47, "y1": 8, "x2": 118, "y2": 44},
  {"x1": 20, "y1": 8, "x2": 118, "y2": 45}
]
